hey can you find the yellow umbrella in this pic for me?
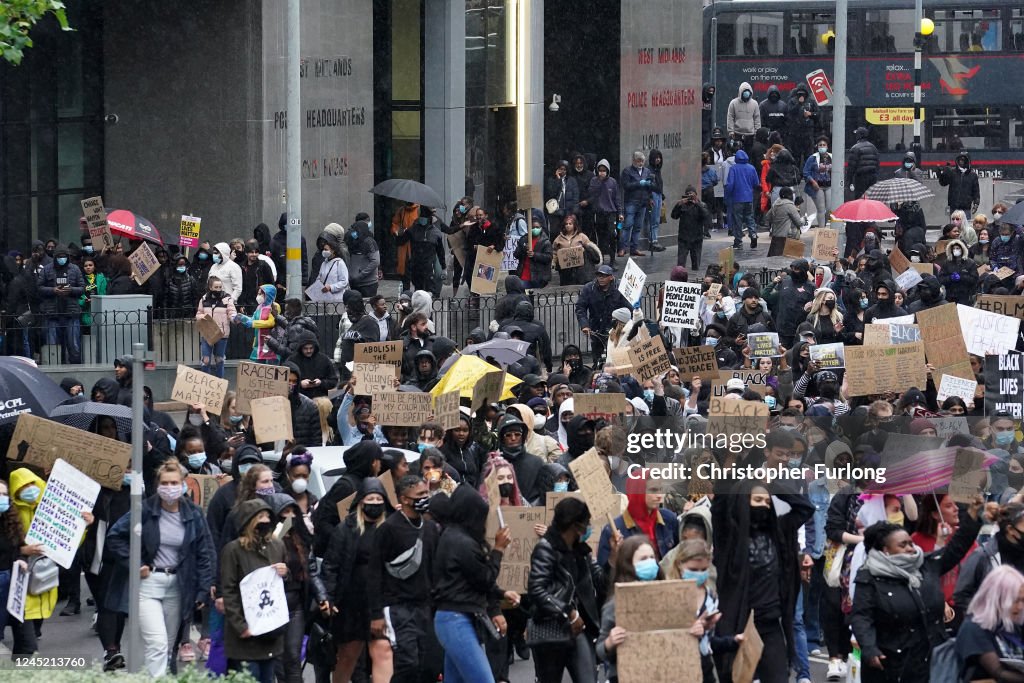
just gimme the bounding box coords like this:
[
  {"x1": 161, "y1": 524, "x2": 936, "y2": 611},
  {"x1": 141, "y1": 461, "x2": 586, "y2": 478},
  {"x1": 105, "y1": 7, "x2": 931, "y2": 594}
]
[{"x1": 429, "y1": 354, "x2": 521, "y2": 402}]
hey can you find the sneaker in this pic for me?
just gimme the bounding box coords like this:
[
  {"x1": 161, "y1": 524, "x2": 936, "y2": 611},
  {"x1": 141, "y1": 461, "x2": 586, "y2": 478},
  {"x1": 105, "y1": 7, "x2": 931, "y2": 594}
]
[
  {"x1": 810, "y1": 647, "x2": 822, "y2": 656},
  {"x1": 750, "y1": 236, "x2": 758, "y2": 248},
  {"x1": 826, "y1": 659, "x2": 843, "y2": 681},
  {"x1": 650, "y1": 242, "x2": 666, "y2": 252},
  {"x1": 103, "y1": 652, "x2": 125, "y2": 672},
  {"x1": 798, "y1": 678, "x2": 812, "y2": 683},
  {"x1": 179, "y1": 642, "x2": 195, "y2": 662},
  {"x1": 198, "y1": 637, "x2": 211, "y2": 661},
  {"x1": 733, "y1": 243, "x2": 742, "y2": 250}
]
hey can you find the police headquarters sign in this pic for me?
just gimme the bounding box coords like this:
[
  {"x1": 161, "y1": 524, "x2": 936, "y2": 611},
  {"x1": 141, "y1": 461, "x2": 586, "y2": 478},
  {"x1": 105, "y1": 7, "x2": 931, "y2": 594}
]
[{"x1": 620, "y1": 0, "x2": 703, "y2": 201}]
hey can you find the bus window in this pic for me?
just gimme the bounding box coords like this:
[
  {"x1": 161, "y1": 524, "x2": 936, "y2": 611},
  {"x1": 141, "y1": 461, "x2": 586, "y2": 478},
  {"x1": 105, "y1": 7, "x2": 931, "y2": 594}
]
[
  {"x1": 714, "y1": 11, "x2": 783, "y2": 57},
  {"x1": 931, "y1": 9, "x2": 1001, "y2": 53},
  {"x1": 787, "y1": 11, "x2": 835, "y2": 55},
  {"x1": 862, "y1": 9, "x2": 916, "y2": 53},
  {"x1": 1009, "y1": 9, "x2": 1024, "y2": 51},
  {"x1": 930, "y1": 107, "x2": 1006, "y2": 150}
]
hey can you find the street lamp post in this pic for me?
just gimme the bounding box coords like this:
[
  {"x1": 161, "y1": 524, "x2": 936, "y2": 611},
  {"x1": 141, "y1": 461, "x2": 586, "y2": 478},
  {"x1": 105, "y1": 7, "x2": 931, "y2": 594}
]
[{"x1": 913, "y1": 14, "x2": 935, "y2": 158}]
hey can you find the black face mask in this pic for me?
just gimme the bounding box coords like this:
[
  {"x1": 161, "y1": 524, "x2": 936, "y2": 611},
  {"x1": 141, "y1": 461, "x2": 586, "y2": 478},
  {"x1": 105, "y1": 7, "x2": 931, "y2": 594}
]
[
  {"x1": 750, "y1": 506, "x2": 772, "y2": 529},
  {"x1": 255, "y1": 521, "x2": 273, "y2": 537},
  {"x1": 823, "y1": 300, "x2": 835, "y2": 311},
  {"x1": 363, "y1": 503, "x2": 385, "y2": 520},
  {"x1": 1009, "y1": 472, "x2": 1024, "y2": 490},
  {"x1": 498, "y1": 483, "x2": 514, "y2": 498},
  {"x1": 412, "y1": 497, "x2": 431, "y2": 514},
  {"x1": 567, "y1": 358, "x2": 581, "y2": 370}
]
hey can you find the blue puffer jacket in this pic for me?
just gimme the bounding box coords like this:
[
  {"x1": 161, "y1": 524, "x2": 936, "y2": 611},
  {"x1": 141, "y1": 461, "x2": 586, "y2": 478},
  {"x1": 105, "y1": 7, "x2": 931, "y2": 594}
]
[{"x1": 724, "y1": 150, "x2": 760, "y2": 204}]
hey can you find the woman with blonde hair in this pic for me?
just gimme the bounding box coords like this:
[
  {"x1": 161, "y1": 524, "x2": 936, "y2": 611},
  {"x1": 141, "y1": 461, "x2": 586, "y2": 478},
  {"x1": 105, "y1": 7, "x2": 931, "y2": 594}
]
[
  {"x1": 956, "y1": 565, "x2": 1024, "y2": 681},
  {"x1": 950, "y1": 209, "x2": 978, "y2": 246},
  {"x1": 806, "y1": 287, "x2": 844, "y2": 344},
  {"x1": 314, "y1": 397, "x2": 334, "y2": 446}
]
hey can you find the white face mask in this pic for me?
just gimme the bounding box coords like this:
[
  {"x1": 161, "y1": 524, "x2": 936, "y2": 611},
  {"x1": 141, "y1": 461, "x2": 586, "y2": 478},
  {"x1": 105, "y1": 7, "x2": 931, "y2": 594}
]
[
  {"x1": 953, "y1": 248, "x2": 963, "y2": 258},
  {"x1": 994, "y1": 212, "x2": 1004, "y2": 220},
  {"x1": 291, "y1": 478, "x2": 308, "y2": 495}
]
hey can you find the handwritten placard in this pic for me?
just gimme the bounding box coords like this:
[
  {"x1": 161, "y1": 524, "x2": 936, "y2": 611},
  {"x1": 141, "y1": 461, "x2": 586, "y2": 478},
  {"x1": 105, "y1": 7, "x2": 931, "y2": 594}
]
[
  {"x1": 660, "y1": 281, "x2": 701, "y2": 329},
  {"x1": 627, "y1": 334, "x2": 673, "y2": 382},
  {"x1": 618, "y1": 258, "x2": 647, "y2": 305},
  {"x1": 936, "y1": 374, "x2": 978, "y2": 404},
  {"x1": 353, "y1": 363, "x2": 398, "y2": 396},
  {"x1": 24, "y1": 459, "x2": 100, "y2": 569},
  {"x1": 615, "y1": 580, "x2": 700, "y2": 631},
  {"x1": 81, "y1": 196, "x2": 114, "y2": 251},
  {"x1": 811, "y1": 228, "x2": 839, "y2": 261},
  {"x1": 718, "y1": 247, "x2": 734, "y2": 275},
  {"x1": 250, "y1": 396, "x2": 293, "y2": 443},
  {"x1": 995, "y1": 266, "x2": 1017, "y2": 281},
  {"x1": 447, "y1": 229, "x2": 467, "y2": 267},
  {"x1": 172, "y1": 364, "x2": 229, "y2": 415},
  {"x1": 574, "y1": 393, "x2": 628, "y2": 421},
  {"x1": 433, "y1": 390, "x2": 461, "y2": 431},
  {"x1": 516, "y1": 184, "x2": 543, "y2": 209},
  {"x1": 976, "y1": 295, "x2": 1024, "y2": 320},
  {"x1": 6, "y1": 560, "x2": 27, "y2": 622},
  {"x1": 236, "y1": 361, "x2": 290, "y2": 413},
  {"x1": 493, "y1": 506, "x2": 545, "y2": 593},
  {"x1": 732, "y1": 613, "x2": 765, "y2": 683},
  {"x1": 556, "y1": 246, "x2": 584, "y2": 269},
  {"x1": 674, "y1": 346, "x2": 720, "y2": 381},
  {"x1": 809, "y1": 342, "x2": 845, "y2": 369},
  {"x1": 864, "y1": 323, "x2": 920, "y2": 346},
  {"x1": 179, "y1": 215, "x2": 202, "y2": 249},
  {"x1": 353, "y1": 341, "x2": 403, "y2": 365},
  {"x1": 568, "y1": 450, "x2": 621, "y2": 550},
  {"x1": 618, "y1": 629, "x2": 702, "y2": 683},
  {"x1": 470, "y1": 246, "x2": 503, "y2": 295},
  {"x1": 705, "y1": 282, "x2": 722, "y2": 302},
  {"x1": 371, "y1": 391, "x2": 433, "y2": 427},
  {"x1": 128, "y1": 241, "x2": 160, "y2": 285},
  {"x1": 472, "y1": 369, "x2": 506, "y2": 410},
  {"x1": 889, "y1": 245, "x2": 911, "y2": 274},
  {"x1": 196, "y1": 314, "x2": 224, "y2": 346},
  {"x1": 768, "y1": 236, "x2": 805, "y2": 258},
  {"x1": 917, "y1": 304, "x2": 974, "y2": 386},
  {"x1": 844, "y1": 342, "x2": 927, "y2": 396},
  {"x1": 711, "y1": 369, "x2": 770, "y2": 397},
  {"x1": 957, "y1": 303, "x2": 1021, "y2": 357},
  {"x1": 949, "y1": 448, "x2": 988, "y2": 504},
  {"x1": 7, "y1": 414, "x2": 130, "y2": 490},
  {"x1": 186, "y1": 474, "x2": 228, "y2": 513},
  {"x1": 707, "y1": 397, "x2": 769, "y2": 441}
]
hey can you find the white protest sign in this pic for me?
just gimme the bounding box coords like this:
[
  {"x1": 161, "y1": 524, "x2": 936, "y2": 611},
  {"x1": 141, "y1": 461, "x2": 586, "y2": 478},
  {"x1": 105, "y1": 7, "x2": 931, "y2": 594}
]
[
  {"x1": 936, "y1": 375, "x2": 978, "y2": 404},
  {"x1": 660, "y1": 282, "x2": 701, "y2": 329},
  {"x1": 619, "y1": 258, "x2": 646, "y2": 305},
  {"x1": 24, "y1": 459, "x2": 100, "y2": 569},
  {"x1": 895, "y1": 268, "x2": 923, "y2": 292},
  {"x1": 957, "y1": 304, "x2": 1021, "y2": 356},
  {"x1": 239, "y1": 565, "x2": 290, "y2": 636},
  {"x1": 6, "y1": 561, "x2": 26, "y2": 622}
]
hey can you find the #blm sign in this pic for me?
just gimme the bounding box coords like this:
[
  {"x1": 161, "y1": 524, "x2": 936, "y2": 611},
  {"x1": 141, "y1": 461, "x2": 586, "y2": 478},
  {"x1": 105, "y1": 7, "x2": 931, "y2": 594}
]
[
  {"x1": 660, "y1": 281, "x2": 701, "y2": 329},
  {"x1": 171, "y1": 364, "x2": 229, "y2": 415},
  {"x1": 811, "y1": 228, "x2": 839, "y2": 261},
  {"x1": 674, "y1": 346, "x2": 720, "y2": 381},
  {"x1": 81, "y1": 196, "x2": 114, "y2": 251},
  {"x1": 975, "y1": 295, "x2": 1024, "y2": 320},
  {"x1": 236, "y1": 362, "x2": 290, "y2": 414},
  {"x1": 489, "y1": 507, "x2": 545, "y2": 593},
  {"x1": 353, "y1": 341, "x2": 403, "y2": 365}
]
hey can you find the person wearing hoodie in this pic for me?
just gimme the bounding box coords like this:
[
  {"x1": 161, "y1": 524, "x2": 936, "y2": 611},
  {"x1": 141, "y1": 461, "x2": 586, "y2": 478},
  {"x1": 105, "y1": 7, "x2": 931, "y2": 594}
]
[
  {"x1": 848, "y1": 127, "x2": 881, "y2": 198},
  {"x1": 803, "y1": 136, "x2": 833, "y2": 228},
  {"x1": 785, "y1": 83, "x2": 819, "y2": 164},
  {"x1": 727, "y1": 82, "x2": 760, "y2": 145},
  {"x1": 906, "y1": 274, "x2": 946, "y2": 314},
  {"x1": 544, "y1": 159, "x2": 580, "y2": 225},
  {"x1": 619, "y1": 151, "x2": 654, "y2": 258},
  {"x1": 759, "y1": 85, "x2": 789, "y2": 136},
  {"x1": 165, "y1": 254, "x2": 199, "y2": 316},
  {"x1": 497, "y1": 414, "x2": 546, "y2": 504},
  {"x1": 188, "y1": 246, "x2": 213, "y2": 286},
  {"x1": 938, "y1": 151, "x2": 981, "y2": 215},
  {"x1": 395, "y1": 207, "x2": 446, "y2": 298},
  {"x1": 11, "y1": 467, "x2": 63, "y2": 646},
  {"x1": 514, "y1": 209, "x2": 553, "y2": 289},
  {"x1": 37, "y1": 243, "x2": 85, "y2": 363},
  {"x1": 208, "y1": 242, "x2": 243, "y2": 303},
  {"x1": 672, "y1": 184, "x2": 712, "y2": 271},
  {"x1": 90, "y1": 376, "x2": 121, "y2": 405},
  {"x1": 894, "y1": 151, "x2": 926, "y2": 182},
  {"x1": 493, "y1": 275, "x2": 528, "y2": 324},
  {"x1": 312, "y1": 440, "x2": 383, "y2": 556},
  {"x1": 195, "y1": 276, "x2": 237, "y2": 378},
  {"x1": 765, "y1": 187, "x2": 803, "y2": 239},
  {"x1": 939, "y1": 240, "x2": 979, "y2": 304},
  {"x1": 238, "y1": 241, "x2": 275, "y2": 312},
  {"x1": 287, "y1": 331, "x2": 338, "y2": 400},
  {"x1": 646, "y1": 149, "x2": 667, "y2": 252},
  {"x1": 766, "y1": 147, "x2": 803, "y2": 205},
  {"x1": 726, "y1": 287, "x2": 776, "y2": 353},
  {"x1": 281, "y1": 362, "x2": 324, "y2": 447},
  {"x1": 411, "y1": 348, "x2": 439, "y2": 391},
  {"x1": 219, "y1": 498, "x2": 287, "y2": 683},
  {"x1": 267, "y1": 297, "x2": 319, "y2": 359},
  {"x1": 701, "y1": 83, "x2": 716, "y2": 142},
  {"x1": 442, "y1": 412, "x2": 488, "y2": 488},
  {"x1": 270, "y1": 212, "x2": 309, "y2": 293},
  {"x1": 235, "y1": 284, "x2": 278, "y2": 363},
  {"x1": 864, "y1": 280, "x2": 907, "y2": 324},
  {"x1": 346, "y1": 217, "x2": 381, "y2": 297},
  {"x1": 569, "y1": 153, "x2": 595, "y2": 227},
  {"x1": 660, "y1": 505, "x2": 715, "y2": 577},
  {"x1": 311, "y1": 225, "x2": 350, "y2": 303},
  {"x1": 501, "y1": 300, "x2": 552, "y2": 373},
  {"x1": 724, "y1": 150, "x2": 761, "y2": 249},
  {"x1": 112, "y1": 355, "x2": 134, "y2": 407},
  {"x1": 764, "y1": 259, "x2": 815, "y2": 348},
  {"x1": 587, "y1": 159, "x2": 624, "y2": 267}
]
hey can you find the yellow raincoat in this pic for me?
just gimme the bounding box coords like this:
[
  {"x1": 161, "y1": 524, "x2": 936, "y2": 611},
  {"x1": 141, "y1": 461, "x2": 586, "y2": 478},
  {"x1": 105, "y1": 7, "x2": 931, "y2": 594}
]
[{"x1": 10, "y1": 468, "x2": 58, "y2": 620}]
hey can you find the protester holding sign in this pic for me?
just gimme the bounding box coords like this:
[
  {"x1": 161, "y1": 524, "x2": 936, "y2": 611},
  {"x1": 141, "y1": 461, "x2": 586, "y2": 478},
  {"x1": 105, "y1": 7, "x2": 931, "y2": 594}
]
[
  {"x1": 0, "y1": 476, "x2": 37, "y2": 657},
  {"x1": 195, "y1": 276, "x2": 238, "y2": 378},
  {"x1": 10, "y1": 468, "x2": 60, "y2": 643},
  {"x1": 513, "y1": 209, "x2": 553, "y2": 289},
  {"x1": 596, "y1": 535, "x2": 659, "y2": 683},
  {"x1": 552, "y1": 214, "x2": 600, "y2": 285}
]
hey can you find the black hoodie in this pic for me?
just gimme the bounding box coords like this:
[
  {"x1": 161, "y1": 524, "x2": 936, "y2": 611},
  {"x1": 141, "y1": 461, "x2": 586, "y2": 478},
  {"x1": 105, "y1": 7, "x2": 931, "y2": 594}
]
[
  {"x1": 206, "y1": 444, "x2": 264, "y2": 553},
  {"x1": 431, "y1": 484, "x2": 504, "y2": 616},
  {"x1": 864, "y1": 279, "x2": 908, "y2": 324},
  {"x1": 759, "y1": 85, "x2": 788, "y2": 132},
  {"x1": 494, "y1": 275, "x2": 528, "y2": 322},
  {"x1": 701, "y1": 83, "x2": 716, "y2": 139},
  {"x1": 313, "y1": 440, "x2": 382, "y2": 555},
  {"x1": 500, "y1": 300, "x2": 552, "y2": 372},
  {"x1": 90, "y1": 377, "x2": 121, "y2": 405},
  {"x1": 286, "y1": 330, "x2": 338, "y2": 399}
]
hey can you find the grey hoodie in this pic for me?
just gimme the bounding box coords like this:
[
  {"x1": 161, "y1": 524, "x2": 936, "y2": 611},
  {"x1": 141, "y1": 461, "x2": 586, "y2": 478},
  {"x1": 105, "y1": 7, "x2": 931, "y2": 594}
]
[
  {"x1": 587, "y1": 159, "x2": 622, "y2": 213},
  {"x1": 727, "y1": 81, "x2": 760, "y2": 137}
]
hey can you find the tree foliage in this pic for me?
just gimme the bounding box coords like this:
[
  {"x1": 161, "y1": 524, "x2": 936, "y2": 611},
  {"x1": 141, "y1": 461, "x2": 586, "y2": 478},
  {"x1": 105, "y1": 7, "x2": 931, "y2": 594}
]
[{"x1": 0, "y1": 0, "x2": 71, "y2": 65}]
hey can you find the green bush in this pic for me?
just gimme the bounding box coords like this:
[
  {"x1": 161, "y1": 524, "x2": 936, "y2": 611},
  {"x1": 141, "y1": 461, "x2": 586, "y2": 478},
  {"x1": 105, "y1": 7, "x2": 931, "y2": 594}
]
[{"x1": 0, "y1": 665, "x2": 256, "y2": 683}]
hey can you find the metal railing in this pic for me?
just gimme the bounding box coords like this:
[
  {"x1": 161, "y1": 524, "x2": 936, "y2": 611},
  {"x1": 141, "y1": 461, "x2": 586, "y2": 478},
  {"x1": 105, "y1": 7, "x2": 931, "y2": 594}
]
[{"x1": 0, "y1": 267, "x2": 785, "y2": 365}]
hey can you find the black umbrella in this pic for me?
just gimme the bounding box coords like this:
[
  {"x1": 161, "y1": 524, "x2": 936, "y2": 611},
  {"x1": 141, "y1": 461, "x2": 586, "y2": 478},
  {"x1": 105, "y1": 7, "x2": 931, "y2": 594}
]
[
  {"x1": 370, "y1": 179, "x2": 446, "y2": 209},
  {"x1": 1000, "y1": 200, "x2": 1024, "y2": 227},
  {"x1": 49, "y1": 401, "x2": 132, "y2": 438},
  {"x1": 0, "y1": 357, "x2": 72, "y2": 426}
]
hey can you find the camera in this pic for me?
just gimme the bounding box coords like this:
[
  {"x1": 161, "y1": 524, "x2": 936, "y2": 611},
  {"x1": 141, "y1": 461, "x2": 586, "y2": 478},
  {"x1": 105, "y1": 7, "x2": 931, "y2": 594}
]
[{"x1": 104, "y1": 114, "x2": 119, "y2": 124}]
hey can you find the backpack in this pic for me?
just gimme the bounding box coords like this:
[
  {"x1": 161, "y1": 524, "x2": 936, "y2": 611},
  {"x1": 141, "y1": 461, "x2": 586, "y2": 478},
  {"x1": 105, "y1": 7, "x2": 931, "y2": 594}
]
[{"x1": 927, "y1": 638, "x2": 962, "y2": 683}]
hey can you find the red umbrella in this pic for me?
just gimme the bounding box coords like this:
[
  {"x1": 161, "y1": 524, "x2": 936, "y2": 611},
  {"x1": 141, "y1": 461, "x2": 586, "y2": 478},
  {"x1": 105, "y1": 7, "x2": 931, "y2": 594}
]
[
  {"x1": 106, "y1": 209, "x2": 177, "y2": 246},
  {"x1": 831, "y1": 198, "x2": 897, "y2": 223}
]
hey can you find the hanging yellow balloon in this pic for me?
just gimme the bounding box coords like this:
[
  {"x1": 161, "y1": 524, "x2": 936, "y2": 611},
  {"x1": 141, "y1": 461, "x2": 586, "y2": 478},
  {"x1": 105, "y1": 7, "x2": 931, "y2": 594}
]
[{"x1": 920, "y1": 18, "x2": 935, "y2": 36}]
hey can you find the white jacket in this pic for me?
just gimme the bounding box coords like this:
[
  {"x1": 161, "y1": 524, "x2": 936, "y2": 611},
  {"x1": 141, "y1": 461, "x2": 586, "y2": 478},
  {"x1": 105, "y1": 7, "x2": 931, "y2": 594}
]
[
  {"x1": 313, "y1": 256, "x2": 349, "y2": 302},
  {"x1": 208, "y1": 242, "x2": 243, "y2": 302}
]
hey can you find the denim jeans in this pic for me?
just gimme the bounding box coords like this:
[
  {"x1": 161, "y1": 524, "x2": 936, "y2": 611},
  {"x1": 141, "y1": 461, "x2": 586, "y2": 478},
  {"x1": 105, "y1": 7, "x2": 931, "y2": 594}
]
[
  {"x1": 805, "y1": 559, "x2": 825, "y2": 649},
  {"x1": 732, "y1": 202, "x2": 756, "y2": 242},
  {"x1": 200, "y1": 337, "x2": 229, "y2": 378},
  {"x1": 139, "y1": 571, "x2": 181, "y2": 676},
  {"x1": 793, "y1": 587, "x2": 811, "y2": 679},
  {"x1": 46, "y1": 315, "x2": 81, "y2": 364},
  {"x1": 433, "y1": 610, "x2": 494, "y2": 683},
  {"x1": 806, "y1": 185, "x2": 830, "y2": 227},
  {"x1": 648, "y1": 193, "x2": 663, "y2": 245},
  {"x1": 619, "y1": 201, "x2": 647, "y2": 252}
]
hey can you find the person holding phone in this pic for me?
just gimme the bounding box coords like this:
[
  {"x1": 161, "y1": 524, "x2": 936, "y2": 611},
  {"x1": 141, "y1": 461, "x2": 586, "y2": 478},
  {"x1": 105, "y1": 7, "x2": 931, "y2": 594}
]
[
  {"x1": 672, "y1": 185, "x2": 711, "y2": 270},
  {"x1": 37, "y1": 243, "x2": 86, "y2": 364}
]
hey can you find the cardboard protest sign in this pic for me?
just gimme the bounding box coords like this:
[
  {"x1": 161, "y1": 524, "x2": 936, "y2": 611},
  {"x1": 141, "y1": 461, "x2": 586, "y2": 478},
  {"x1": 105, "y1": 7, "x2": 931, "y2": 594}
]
[
  {"x1": 844, "y1": 342, "x2": 927, "y2": 397},
  {"x1": 811, "y1": 228, "x2": 839, "y2": 262},
  {"x1": 627, "y1": 335, "x2": 673, "y2": 382},
  {"x1": 568, "y1": 450, "x2": 622, "y2": 550},
  {"x1": 615, "y1": 580, "x2": 700, "y2": 632},
  {"x1": 196, "y1": 314, "x2": 224, "y2": 345},
  {"x1": 936, "y1": 375, "x2": 978, "y2": 404},
  {"x1": 718, "y1": 247, "x2": 734, "y2": 275},
  {"x1": 609, "y1": 346, "x2": 634, "y2": 375},
  {"x1": 863, "y1": 323, "x2": 920, "y2": 346},
  {"x1": 949, "y1": 448, "x2": 989, "y2": 504},
  {"x1": 250, "y1": 396, "x2": 293, "y2": 443},
  {"x1": 472, "y1": 369, "x2": 506, "y2": 410},
  {"x1": 888, "y1": 245, "x2": 911, "y2": 274},
  {"x1": 433, "y1": 390, "x2": 461, "y2": 431},
  {"x1": 747, "y1": 332, "x2": 780, "y2": 358},
  {"x1": 932, "y1": 416, "x2": 970, "y2": 439},
  {"x1": 674, "y1": 346, "x2": 720, "y2": 381},
  {"x1": 371, "y1": 391, "x2": 433, "y2": 427},
  {"x1": 447, "y1": 229, "x2": 467, "y2": 267},
  {"x1": 128, "y1": 242, "x2": 160, "y2": 285},
  {"x1": 240, "y1": 566, "x2": 290, "y2": 636},
  {"x1": 711, "y1": 370, "x2": 769, "y2": 397},
  {"x1": 574, "y1": 393, "x2": 628, "y2": 421},
  {"x1": 660, "y1": 281, "x2": 702, "y2": 329},
  {"x1": 7, "y1": 414, "x2": 130, "y2": 490},
  {"x1": 916, "y1": 304, "x2": 974, "y2": 386},
  {"x1": 768, "y1": 236, "x2": 805, "y2": 258},
  {"x1": 354, "y1": 341, "x2": 403, "y2": 365},
  {"x1": 236, "y1": 362, "x2": 290, "y2": 414},
  {"x1": 470, "y1": 246, "x2": 502, "y2": 295},
  {"x1": 809, "y1": 342, "x2": 845, "y2": 369},
  {"x1": 958, "y1": 303, "x2": 1021, "y2": 356},
  {"x1": 6, "y1": 560, "x2": 27, "y2": 622},
  {"x1": 895, "y1": 267, "x2": 923, "y2": 292},
  {"x1": 619, "y1": 258, "x2": 647, "y2": 304},
  {"x1": 732, "y1": 613, "x2": 765, "y2": 683},
  {"x1": 179, "y1": 214, "x2": 202, "y2": 249},
  {"x1": 335, "y1": 492, "x2": 356, "y2": 519},
  {"x1": 556, "y1": 246, "x2": 585, "y2": 269},
  {"x1": 492, "y1": 506, "x2": 545, "y2": 593},
  {"x1": 353, "y1": 363, "x2": 398, "y2": 396},
  {"x1": 304, "y1": 281, "x2": 337, "y2": 303},
  {"x1": 618, "y1": 629, "x2": 702, "y2": 683},
  {"x1": 25, "y1": 459, "x2": 100, "y2": 569},
  {"x1": 172, "y1": 364, "x2": 229, "y2": 415},
  {"x1": 544, "y1": 491, "x2": 583, "y2": 524},
  {"x1": 378, "y1": 471, "x2": 400, "y2": 509},
  {"x1": 995, "y1": 266, "x2": 1017, "y2": 281},
  {"x1": 80, "y1": 196, "x2": 114, "y2": 251},
  {"x1": 186, "y1": 474, "x2": 227, "y2": 513},
  {"x1": 516, "y1": 184, "x2": 543, "y2": 208},
  {"x1": 985, "y1": 352, "x2": 1024, "y2": 417},
  {"x1": 705, "y1": 282, "x2": 721, "y2": 302},
  {"x1": 910, "y1": 262, "x2": 933, "y2": 275},
  {"x1": 976, "y1": 295, "x2": 1024, "y2": 320},
  {"x1": 707, "y1": 397, "x2": 769, "y2": 440}
]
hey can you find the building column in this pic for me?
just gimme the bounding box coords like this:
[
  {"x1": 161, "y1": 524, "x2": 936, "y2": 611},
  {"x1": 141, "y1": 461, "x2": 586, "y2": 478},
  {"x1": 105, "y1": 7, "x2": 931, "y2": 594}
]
[
  {"x1": 424, "y1": 0, "x2": 466, "y2": 206},
  {"x1": 519, "y1": 0, "x2": 544, "y2": 190}
]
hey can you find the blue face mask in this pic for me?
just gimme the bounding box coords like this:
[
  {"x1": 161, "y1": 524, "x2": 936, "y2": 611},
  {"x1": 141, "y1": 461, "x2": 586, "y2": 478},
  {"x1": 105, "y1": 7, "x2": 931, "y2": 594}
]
[
  {"x1": 123, "y1": 473, "x2": 134, "y2": 488},
  {"x1": 553, "y1": 481, "x2": 569, "y2": 493},
  {"x1": 995, "y1": 431, "x2": 1016, "y2": 446},
  {"x1": 706, "y1": 337, "x2": 719, "y2": 347},
  {"x1": 0, "y1": 496, "x2": 10, "y2": 514},
  {"x1": 350, "y1": 231, "x2": 359, "y2": 240},
  {"x1": 1002, "y1": 235, "x2": 1012, "y2": 243},
  {"x1": 764, "y1": 395, "x2": 777, "y2": 409},
  {"x1": 198, "y1": 252, "x2": 209, "y2": 261},
  {"x1": 417, "y1": 443, "x2": 428, "y2": 453},
  {"x1": 741, "y1": 91, "x2": 751, "y2": 101},
  {"x1": 788, "y1": 458, "x2": 803, "y2": 469},
  {"x1": 635, "y1": 558, "x2": 659, "y2": 581},
  {"x1": 417, "y1": 217, "x2": 429, "y2": 226},
  {"x1": 229, "y1": 414, "x2": 244, "y2": 424},
  {"x1": 682, "y1": 569, "x2": 709, "y2": 587},
  {"x1": 18, "y1": 485, "x2": 40, "y2": 503},
  {"x1": 188, "y1": 453, "x2": 207, "y2": 469},
  {"x1": 580, "y1": 525, "x2": 593, "y2": 543},
  {"x1": 643, "y1": 389, "x2": 655, "y2": 403},
  {"x1": 83, "y1": 245, "x2": 94, "y2": 254},
  {"x1": 860, "y1": 299, "x2": 870, "y2": 310},
  {"x1": 238, "y1": 463, "x2": 254, "y2": 475},
  {"x1": 56, "y1": 257, "x2": 68, "y2": 266},
  {"x1": 459, "y1": 205, "x2": 469, "y2": 214},
  {"x1": 213, "y1": 253, "x2": 222, "y2": 263},
  {"x1": 176, "y1": 266, "x2": 187, "y2": 273}
]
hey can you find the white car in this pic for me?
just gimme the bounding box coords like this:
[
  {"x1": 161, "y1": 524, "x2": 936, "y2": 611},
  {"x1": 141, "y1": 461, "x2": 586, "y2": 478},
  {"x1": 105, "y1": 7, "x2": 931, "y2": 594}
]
[{"x1": 261, "y1": 445, "x2": 420, "y2": 499}]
